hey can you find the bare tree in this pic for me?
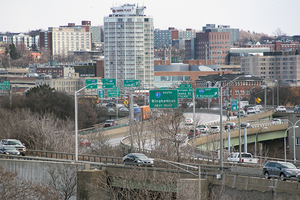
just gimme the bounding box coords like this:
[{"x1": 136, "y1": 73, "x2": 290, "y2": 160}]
[
  {"x1": 88, "y1": 167, "x2": 180, "y2": 200},
  {"x1": 46, "y1": 163, "x2": 81, "y2": 200},
  {"x1": 0, "y1": 166, "x2": 59, "y2": 200},
  {"x1": 273, "y1": 27, "x2": 286, "y2": 37}
]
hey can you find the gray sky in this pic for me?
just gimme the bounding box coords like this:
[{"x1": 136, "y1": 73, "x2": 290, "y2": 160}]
[{"x1": 1, "y1": 0, "x2": 299, "y2": 36}]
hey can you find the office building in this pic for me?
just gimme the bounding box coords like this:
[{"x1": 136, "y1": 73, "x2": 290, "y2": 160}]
[
  {"x1": 154, "y1": 27, "x2": 196, "y2": 48},
  {"x1": 104, "y1": 4, "x2": 154, "y2": 88},
  {"x1": 241, "y1": 51, "x2": 300, "y2": 85},
  {"x1": 202, "y1": 24, "x2": 239, "y2": 46}
]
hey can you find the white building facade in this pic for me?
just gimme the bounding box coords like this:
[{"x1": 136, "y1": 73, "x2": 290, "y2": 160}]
[{"x1": 104, "y1": 4, "x2": 154, "y2": 88}]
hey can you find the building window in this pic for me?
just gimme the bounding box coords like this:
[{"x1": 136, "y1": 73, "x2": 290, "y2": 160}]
[{"x1": 296, "y1": 137, "x2": 300, "y2": 145}]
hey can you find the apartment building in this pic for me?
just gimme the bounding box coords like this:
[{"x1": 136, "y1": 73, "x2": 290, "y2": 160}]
[
  {"x1": 39, "y1": 26, "x2": 91, "y2": 57},
  {"x1": 0, "y1": 33, "x2": 39, "y2": 49},
  {"x1": 241, "y1": 51, "x2": 300, "y2": 85},
  {"x1": 104, "y1": 3, "x2": 154, "y2": 88}
]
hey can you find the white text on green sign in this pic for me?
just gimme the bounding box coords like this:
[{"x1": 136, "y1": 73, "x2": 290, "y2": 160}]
[
  {"x1": 102, "y1": 78, "x2": 116, "y2": 88},
  {"x1": 149, "y1": 89, "x2": 178, "y2": 109},
  {"x1": 85, "y1": 79, "x2": 98, "y2": 89},
  {"x1": 196, "y1": 88, "x2": 219, "y2": 98},
  {"x1": 108, "y1": 87, "x2": 120, "y2": 97},
  {"x1": 177, "y1": 88, "x2": 193, "y2": 99},
  {"x1": 124, "y1": 79, "x2": 139, "y2": 87}
]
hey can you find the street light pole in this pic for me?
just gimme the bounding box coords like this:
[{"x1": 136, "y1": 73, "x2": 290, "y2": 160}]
[
  {"x1": 75, "y1": 82, "x2": 100, "y2": 162},
  {"x1": 219, "y1": 87, "x2": 223, "y2": 171},
  {"x1": 255, "y1": 127, "x2": 268, "y2": 157}
]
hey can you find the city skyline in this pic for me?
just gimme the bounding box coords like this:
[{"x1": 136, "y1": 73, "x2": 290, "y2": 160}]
[{"x1": 1, "y1": 0, "x2": 300, "y2": 36}]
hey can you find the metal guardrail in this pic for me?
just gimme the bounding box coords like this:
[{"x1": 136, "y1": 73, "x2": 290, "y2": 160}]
[{"x1": 79, "y1": 116, "x2": 129, "y2": 135}]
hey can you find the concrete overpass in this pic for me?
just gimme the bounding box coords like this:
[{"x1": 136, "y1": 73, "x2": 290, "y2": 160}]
[{"x1": 1, "y1": 156, "x2": 300, "y2": 200}]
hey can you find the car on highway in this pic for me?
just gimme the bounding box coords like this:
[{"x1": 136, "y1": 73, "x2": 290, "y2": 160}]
[
  {"x1": 185, "y1": 118, "x2": 193, "y2": 125},
  {"x1": 119, "y1": 107, "x2": 129, "y2": 112},
  {"x1": 0, "y1": 146, "x2": 20, "y2": 155},
  {"x1": 243, "y1": 105, "x2": 252, "y2": 112},
  {"x1": 196, "y1": 125, "x2": 208, "y2": 133},
  {"x1": 0, "y1": 139, "x2": 26, "y2": 156},
  {"x1": 275, "y1": 106, "x2": 286, "y2": 112},
  {"x1": 227, "y1": 152, "x2": 259, "y2": 163},
  {"x1": 107, "y1": 108, "x2": 115, "y2": 112},
  {"x1": 188, "y1": 129, "x2": 200, "y2": 139},
  {"x1": 263, "y1": 161, "x2": 300, "y2": 181},
  {"x1": 237, "y1": 110, "x2": 246, "y2": 117},
  {"x1": 103, "y1": 119, "x2": 118, "y2": 127},
  {"x1": 246, "y1": 107, "x2": 256, "y2": 114},
  {"x1": 123, "y1": 153, "x2": 154, "y2": 167},
  {"x1": 253, "y1": 105, "x2": 261, "y2": 113},
  {"x1": 272, "y1": 118, "x2": 282, "y2": 125},
  {"x1": 209, "y1": 126, "x2": 220, "y2": 133},
  {"x1": 80, "y1": 139, "x2": 91, "y2": 147},
  {"x1": 240, "y1": 122, "x2": 252, "y2": 128},
  {"x1": 106, "y1": 102, "x2": 116, "y2": 107},
  {"x1": 225, "y1": 122, "x2": 237, "y2": 130}
]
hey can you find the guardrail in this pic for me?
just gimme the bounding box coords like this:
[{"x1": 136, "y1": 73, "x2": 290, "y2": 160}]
[{"x1": 79, "y1": 116, "x2": 129, "y2": 135}]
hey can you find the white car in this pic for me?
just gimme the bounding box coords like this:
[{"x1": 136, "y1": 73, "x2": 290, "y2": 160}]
[
  {"x1": 196, "y1": 125, "x2": 208, "y2": 133},
  {"x1": 247, "y1": 107, "x2": 256, "y2": 114},
  {"x1": 272, "y1": 118, "x2": 282, "y2": 125},
  {"x1": 253, "y1": 106, "x2": 260, "y2": 113},
  {"x1": 185, "y1": 118, "x2": 194, "y2": 125},
  {"x1": 275, "y1": 106, "x2": 286, "y2": 112},
  {"x1": 209, "y1": 126, "x2": 220, "y2": 133}
]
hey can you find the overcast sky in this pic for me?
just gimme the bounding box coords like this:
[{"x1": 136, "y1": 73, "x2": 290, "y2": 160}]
[{"x1": 1, "y1": 0, "x2": 299, "y2": 36}]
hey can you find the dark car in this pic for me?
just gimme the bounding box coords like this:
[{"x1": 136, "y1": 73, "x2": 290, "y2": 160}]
[
  {"x1": 123, "y1": 153, "x2": 154, "y2": 167},
  {"x1": 106, "y1": 102, "x2": 116, "y2": 107},
  {"x1": 0, "y1": 146, "x2": 20, "y2": 155},
  {"x1": 103, "y1": 120, "x2": 118, "y2": 127},
  {"x1": 263, "y1": 161, "x2": 300, "y2": 181},
  {"x1": 188, "y1": 129, "x2": 200, "y2": 139}
]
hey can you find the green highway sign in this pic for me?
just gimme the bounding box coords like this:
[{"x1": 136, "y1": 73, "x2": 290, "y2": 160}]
[
  {"x1": 196, "y1": 88, "x2": 219, "y2": 98},
  {"x1": 231, "y1": 99, "x2": 238, "y2": 111},
  {"x1": 98, "y1": 89, "x2": 105, "y2": 98},
  {"x1": 149, "y1": 89, "x2": 178, "y2": 109},
  {"x1": 180, "y1": 84, "x2": 191, "y2": 88},
  {"x1": 102, "y1": 78, "x2": 116, "y2": 88},
  {"x1": 85, "y1": 79, "x2": 98, "y2": 89},
  {"x1": 0, "y1": 81, "x2": 10, "y2": 90},
  {"x1": 108, "y1": 87, "x2": 120, "y2": 97},
  {"x1": 124, "y1": 79, "x2": 139, "y2": 87},
  {"x1": 177, "y1": 88, "x2": 193, "y2": 99}
]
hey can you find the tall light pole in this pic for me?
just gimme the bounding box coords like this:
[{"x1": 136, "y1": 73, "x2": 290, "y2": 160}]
[
  {"x1": 285, "y1": 119, "x2": 300, "y2": 163},
  {"x1": 75, "y1": 82, "x2": 101, "y2": 162},
  {"x1": 255, "y1": 127, "x2": 268, "y2": 157},
  {"x1": 219, "y1": 75, "x2": 245, "y2": 170}
]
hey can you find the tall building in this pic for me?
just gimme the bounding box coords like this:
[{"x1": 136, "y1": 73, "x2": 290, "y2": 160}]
[
  {"x1": 104, "y1": 4, "x2": 154, "y2": 88},
  {"x1": 40, "y1": 26, "x2": 92, "y2": 57},
  {"x1": 241, "y1": 51, "x2": 300, "y2": 85}
]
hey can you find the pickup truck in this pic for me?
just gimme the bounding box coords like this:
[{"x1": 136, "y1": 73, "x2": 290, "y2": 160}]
[
  {"x1": 227, "y1": 152, "x2": 259, "y2": 164},
  {"x1": 0, "y1": 139, "x2": 26, "y2": 156}
]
